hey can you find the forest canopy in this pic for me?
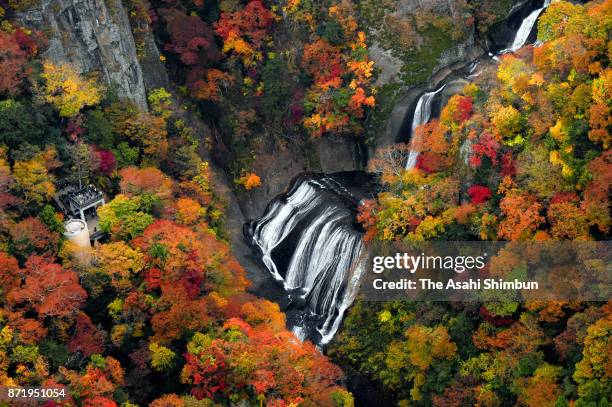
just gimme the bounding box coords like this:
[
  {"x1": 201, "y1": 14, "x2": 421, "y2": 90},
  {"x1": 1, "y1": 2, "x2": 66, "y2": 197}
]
[
  {"x1": 333, "y1": 1, "x2": 611, "y2": 406},
  {"x1": 0, "y1": 1, "x2": 354, "y2": 405},
  {"x1": 0, "y1": 0, "x2": 609, "y2": 406}
]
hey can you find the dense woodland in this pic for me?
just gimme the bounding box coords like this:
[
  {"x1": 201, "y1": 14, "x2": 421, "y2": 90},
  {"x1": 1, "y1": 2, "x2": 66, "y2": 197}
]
[
  {"x1": 0, "y1": 0, "x2": 358, "y2": 405},
  {"x1": 0, "y1": 0, "x2": 609, "y2": 406},
  {"x1": 333, "y1": 1, "x2": 611, "y2": 406}
]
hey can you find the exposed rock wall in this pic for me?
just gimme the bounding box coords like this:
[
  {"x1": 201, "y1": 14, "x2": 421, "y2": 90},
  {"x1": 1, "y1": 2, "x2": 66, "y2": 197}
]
[
  {"x1": 366, "y1": 0, "x2": 534, "y2": 87},
  {"x1": 233, "y1": 135, "x2": 366, "y2": 223},
  {"x1": 17, "y1": 0, "x2": 148, "y2": 110},
  {"x1": 138, "y1": 29, "x2": 170, "y2": 92},
  {"x1": 365, "y1": 0, "x2": 484, "y2": 87}
]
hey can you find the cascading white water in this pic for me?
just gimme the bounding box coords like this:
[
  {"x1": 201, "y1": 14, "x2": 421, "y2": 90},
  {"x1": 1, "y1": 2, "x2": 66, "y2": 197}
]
[
  {"x1": 250, "y1": 181, "x2": 324, "y2": 281},
  {"x1": 292, "y1": 325, "x2": 307, "y2": 342},
  {"x1": 248, "y1": 176, "x2": 366, "y2": 344},
  {"x1": 318, "y1": 250, "x2": 366, "y2": 345},
  {"x1": 405, "y1": 85, "x2": 446, "y2": 169},
  {"x1": 405, "y1": 1, "x2": 553, "y2": 169},
  {"x1": 247, "y1": 1, "x2": 557, "y2": 348},
  {"x1": 499, "y1": 0, "x2": 552, "y2": 54}
]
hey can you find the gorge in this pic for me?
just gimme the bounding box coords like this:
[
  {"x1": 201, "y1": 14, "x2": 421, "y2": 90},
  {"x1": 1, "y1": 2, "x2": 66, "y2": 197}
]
[
  {"x1": 244, "y1": 0, "x2": 556, "y2": 347},
  {"x1": 2, "y1": 0, "x2": 601, "y2": 405}
]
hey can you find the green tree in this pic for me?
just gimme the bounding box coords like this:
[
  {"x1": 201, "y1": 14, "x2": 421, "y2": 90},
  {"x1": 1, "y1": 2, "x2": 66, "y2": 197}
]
[
  {"x1": 260, "y1": 56, "x2": 294, "y2": 127},
  {"x1": 97, "y1": 194, "x2": 154, "y2": 240},
  {"x1": 39, "y1": 205, "x2": 64, "y2": 234},
  {"x1": 86, "y1": 109, "x2": 116, "y2": 149},
  {"x1": 0, "y1": 100, "x2": 47, "y2": 149},
  {"x1": 573, "y1": 318, "x2": 611, "y2": 406},
  {"x1": 112, "y1": 142, "x2": 140, "y2": 168}
]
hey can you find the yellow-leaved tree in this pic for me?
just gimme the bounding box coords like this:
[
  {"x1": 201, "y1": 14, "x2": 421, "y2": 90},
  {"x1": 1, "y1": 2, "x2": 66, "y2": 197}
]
[
  {"x1": 384, "y1": 324, "x2": 457, "y2": 402},
  {"x1": 40, "y1": 61, "x2": 102, "y2": 117},
  {"x1": 12, "y1": 147, "x2": 59, "y2": 206}
]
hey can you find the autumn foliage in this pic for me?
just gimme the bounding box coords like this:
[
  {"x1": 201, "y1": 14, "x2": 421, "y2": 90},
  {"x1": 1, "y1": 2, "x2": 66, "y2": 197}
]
[
  {"x1": 467, "y1": 185, "x2": 492, "y2": 205},
  {"x1": 0, "y1": 28, "x2": 37, "y2": 96},
  {"x1": 0, "y1": 0, "x2": 609, "y2": 406},
  {"x1": 236, "y1": 172, "x2": 262, "y2": 190},
  {"x1": 0, "y1": 10, "x2": 350, "y2": 405},
  {"x1": 361, "y1": 0, "x2": 610, "y2": 244},
  {"x1": 341, "y1": 1, "x2": 612, "y2": 406}
]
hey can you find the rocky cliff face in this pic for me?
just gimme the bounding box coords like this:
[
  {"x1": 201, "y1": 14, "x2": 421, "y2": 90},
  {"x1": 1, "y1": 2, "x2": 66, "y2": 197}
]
[
  {"x1": 17, "y1": 0, "x2": 149, "y2": 110},
  {"x1": 366, "y1": 0, "x2": 483, "y2": 87},
  {"x1": 236, "y1": 135, "x2": 366, "y2": 222}
]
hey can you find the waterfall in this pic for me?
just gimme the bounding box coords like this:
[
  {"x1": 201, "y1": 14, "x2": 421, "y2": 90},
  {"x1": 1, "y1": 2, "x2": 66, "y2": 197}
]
[
  {"x1": 405, "y1": 85, "x2": 446, "y2": 169},
  {"x1": 500, "y1": 0, "x2": 552, "y2": 54},
  {"x1": 247, "y1": 175, "x2": 366, "y2": 345},
  {"x1": 292, "y1": 325, "x2": 307, "y2": 342},
  {"x1": 318, "y1": 251, "x2": 366, "y2": 345},
  {"x1": 247, "y1": 0, "x2": 557, "y2": 348},
  {"x1": 250, "y1": 181, "x2": 325, "y2": 281}
]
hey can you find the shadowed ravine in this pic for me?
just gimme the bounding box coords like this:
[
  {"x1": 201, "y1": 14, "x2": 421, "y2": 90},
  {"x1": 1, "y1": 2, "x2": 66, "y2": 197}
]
[{"x1": 244, "y1": 0, "x2": 554, "y2": 350}]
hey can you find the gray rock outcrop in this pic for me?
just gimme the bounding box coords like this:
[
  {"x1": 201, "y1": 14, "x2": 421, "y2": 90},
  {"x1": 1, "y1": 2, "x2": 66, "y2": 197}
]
[{"x1": 17, "y1": 0, "x2": 148, "y2": 110}]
